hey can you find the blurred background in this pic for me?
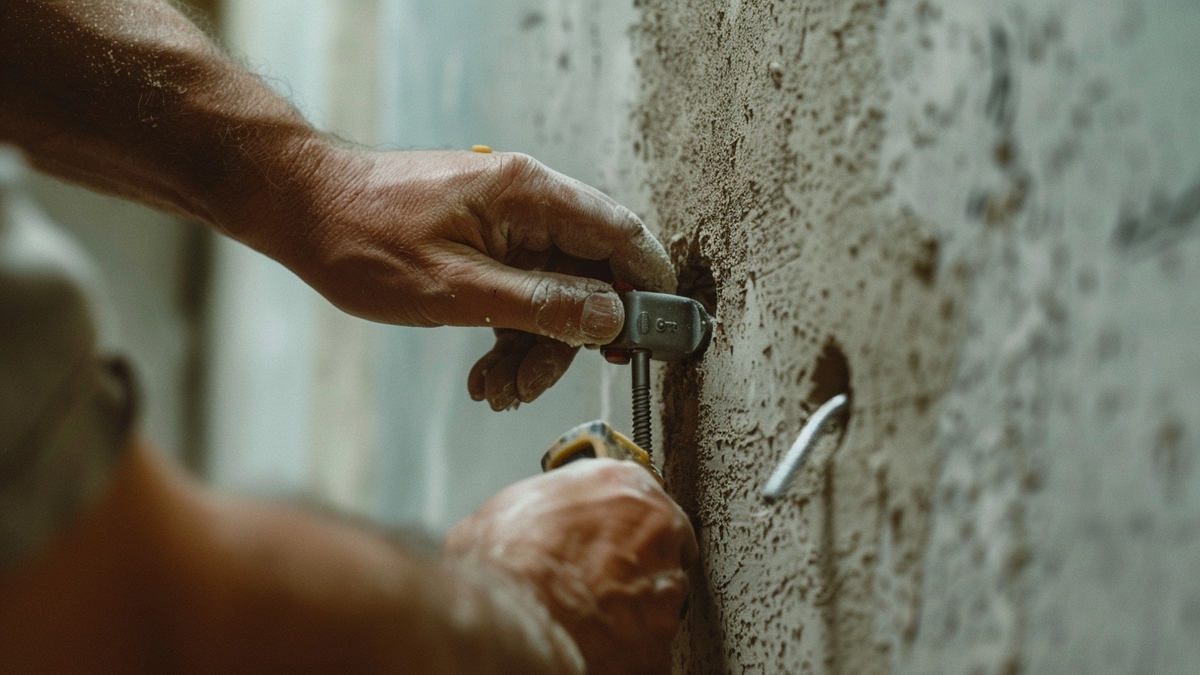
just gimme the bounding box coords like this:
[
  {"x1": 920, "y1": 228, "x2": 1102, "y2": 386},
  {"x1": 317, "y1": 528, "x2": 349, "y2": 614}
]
[{"x1": 23, "y1": 0, "x2": 647, "y2": 534}]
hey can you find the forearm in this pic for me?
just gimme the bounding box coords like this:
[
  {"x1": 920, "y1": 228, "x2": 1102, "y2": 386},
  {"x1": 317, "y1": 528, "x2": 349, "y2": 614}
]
[
  {"x1": 141, "y1": 444, "x2": 577, "y2": 674},
  {"x1": 1, "y1": 438, "x2": 578, "y2": 674},
  {"x1": 202, "y1": 528, "x2": 583, "y2": 675},
  {"x1": 0, "y1": 0, "x2": 326, "y2": 246}
]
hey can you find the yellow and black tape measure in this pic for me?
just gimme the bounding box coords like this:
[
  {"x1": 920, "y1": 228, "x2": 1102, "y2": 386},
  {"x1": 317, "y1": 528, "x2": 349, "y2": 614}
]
[{"x1": 541, "y1": 420, "x2": 663, "y2": 485}]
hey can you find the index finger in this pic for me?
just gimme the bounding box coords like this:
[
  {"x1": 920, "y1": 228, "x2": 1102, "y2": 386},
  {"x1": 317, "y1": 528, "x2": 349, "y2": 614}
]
[{"x1": 479, "y1": 153, "x2": 678, "y2": 294}]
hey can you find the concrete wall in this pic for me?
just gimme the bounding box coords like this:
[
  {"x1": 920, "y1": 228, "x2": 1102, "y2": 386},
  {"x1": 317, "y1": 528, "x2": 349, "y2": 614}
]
[
  {"x1": 634, "y1": 2, "x2": 962, "y2": 670},
  {"x1": 490, "y1": 0, "x2": 1200, "y2": 673},
  {"x1": 882, "y1": 1, "x2": 1200, "y2": 673}
]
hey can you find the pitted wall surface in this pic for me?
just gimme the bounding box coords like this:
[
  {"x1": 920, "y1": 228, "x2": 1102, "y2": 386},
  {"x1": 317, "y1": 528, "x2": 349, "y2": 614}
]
[
  {"x1": 634, "y1": 1, "x2": 965, "y2": 672},
  {"x1": 629, "y1": 0, "x2": 1200, "y2": 673},
  {"x1": 484, "y1": 0, "x2": 1200, "y2": 672},
  {"x1": 638, "y1": 2, "x2": 964, "y2": 667}
]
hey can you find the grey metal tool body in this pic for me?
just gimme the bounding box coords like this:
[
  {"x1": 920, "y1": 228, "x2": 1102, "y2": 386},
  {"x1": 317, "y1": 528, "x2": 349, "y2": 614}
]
[{"x1": 601, "y1": 290, "x2": 714, "y2": 454}]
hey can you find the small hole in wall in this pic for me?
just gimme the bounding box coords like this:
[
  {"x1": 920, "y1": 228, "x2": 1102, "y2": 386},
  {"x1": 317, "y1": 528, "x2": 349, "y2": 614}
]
[
  {"x1": 808, "y1": 337, "x2": 852, "y2": 411},
  {"x1": 802, "y1": 338, "x2": 853, "y2": 444},
  {"x1": 669, "y1": 233, "x2": 717, "y2": 316},
  {"x1": 679, "y1": 263, "x2": 717, "y2": 316}
]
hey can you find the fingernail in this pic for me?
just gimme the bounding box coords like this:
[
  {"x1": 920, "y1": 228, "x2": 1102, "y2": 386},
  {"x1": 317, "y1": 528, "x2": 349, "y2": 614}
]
[{"x1": 581, "y1": 292, "x2": 623, "y2": 341}]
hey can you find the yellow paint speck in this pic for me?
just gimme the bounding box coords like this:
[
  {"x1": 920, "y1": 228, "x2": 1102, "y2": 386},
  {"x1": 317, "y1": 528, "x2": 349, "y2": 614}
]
[
  {"x1": 472, "y1": 145, "x2": 493, "y2": 153},
  {"x1": 485, "y1": 317, "x2": 491, "y2": 323}
]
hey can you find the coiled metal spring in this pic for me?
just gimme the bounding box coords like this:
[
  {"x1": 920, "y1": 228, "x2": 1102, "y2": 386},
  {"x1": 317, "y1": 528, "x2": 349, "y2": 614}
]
[
  {"x1": 631, "y1": 381, "x2": 653, "y2": 454},
  {"x1": 630, "y1": 350, "x2": 653, "y2": 454}
]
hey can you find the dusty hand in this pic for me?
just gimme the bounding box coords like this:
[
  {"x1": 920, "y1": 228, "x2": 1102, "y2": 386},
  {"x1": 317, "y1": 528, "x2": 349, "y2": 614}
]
[
  {"x1": 443, "y1": 459, "x2": 698, "y2": 675},
  {"x1": 277, "y1": 148, "x2": 675, "y2": 409}
]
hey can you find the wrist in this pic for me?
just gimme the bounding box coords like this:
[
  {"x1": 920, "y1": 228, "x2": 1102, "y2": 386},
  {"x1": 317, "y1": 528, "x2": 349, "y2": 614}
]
[{"x1": 199, "y1": 127, "x2": 345, "y2": 258}]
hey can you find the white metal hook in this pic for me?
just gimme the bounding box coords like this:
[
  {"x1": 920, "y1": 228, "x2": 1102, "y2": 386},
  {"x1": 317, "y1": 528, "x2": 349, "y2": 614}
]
[{"x1": 761, "y1": 393, "x2": 848, "y2": 501}]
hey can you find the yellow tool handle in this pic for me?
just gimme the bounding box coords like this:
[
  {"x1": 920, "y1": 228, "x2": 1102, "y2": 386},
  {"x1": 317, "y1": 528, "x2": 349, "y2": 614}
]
[{"x1": 541, "y1": 420, "x2": 663, "y2": 485}]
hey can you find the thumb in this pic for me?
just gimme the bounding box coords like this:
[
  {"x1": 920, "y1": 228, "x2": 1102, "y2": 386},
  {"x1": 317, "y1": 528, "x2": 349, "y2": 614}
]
[
  {"x1": 456, "y1": 255, "x2": 624, "y2": 347},
  {"x1": 527, "y1": 276, "x2": 625, "y2": 346}
]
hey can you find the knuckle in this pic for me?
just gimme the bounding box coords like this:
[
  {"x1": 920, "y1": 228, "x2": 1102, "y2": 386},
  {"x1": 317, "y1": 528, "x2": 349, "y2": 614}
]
[
  {"x1": 653, "y1": 569, "x2": 690, "y2": 596},
  {"x1": 472, "y1": 152, "x2": 546, "y2": 222},
  {"x1": 595, "y1": 459, "x2": 649, "y2": 484},
  {"x1": 504, "y1": 151, "x2": 540, "y2": 174},
  {"x1": 494, "y1": 152, "x2": 541, "y2": 192}
]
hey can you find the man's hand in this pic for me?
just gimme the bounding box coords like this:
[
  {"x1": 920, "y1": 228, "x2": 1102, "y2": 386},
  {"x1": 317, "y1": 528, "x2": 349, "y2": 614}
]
[
  {"x1": 270, "y1": 147, "x2": 676, "y2": 410},
  {"x1": 0, "y1": 1, "x2": 676, "y2": 410},
  {"x1": 443, "y1": 459, "x2": 699, "y2": 675}
]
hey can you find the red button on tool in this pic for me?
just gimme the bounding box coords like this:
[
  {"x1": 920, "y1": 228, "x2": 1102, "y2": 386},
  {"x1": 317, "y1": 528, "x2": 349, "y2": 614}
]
[{"x1": 603, "y1": 349, "x2": 631, "y2": 365}]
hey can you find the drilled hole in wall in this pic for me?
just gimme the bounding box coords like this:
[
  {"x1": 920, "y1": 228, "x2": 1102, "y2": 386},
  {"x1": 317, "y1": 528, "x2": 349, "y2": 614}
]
[
  {"x1": 670, "y1": 233, "x2": 717, "y2": 316},
  {"x1": 679, "y1": 263, "x2": 717, "y2": 315},
  {"x1": 808, "y1": 337, "x2": 853, "y2": 426}
]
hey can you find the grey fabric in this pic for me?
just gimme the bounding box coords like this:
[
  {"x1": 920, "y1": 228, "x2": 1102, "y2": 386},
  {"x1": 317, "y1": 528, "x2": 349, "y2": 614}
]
[{"x1": 0, "y1": 147, "x2": 135, "y2": 569}]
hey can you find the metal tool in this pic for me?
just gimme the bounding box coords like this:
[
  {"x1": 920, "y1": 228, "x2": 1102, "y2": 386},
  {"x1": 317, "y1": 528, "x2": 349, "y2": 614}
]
[
  {"x1": 761, "y1": 393, "x2": 849, "y2": 501},
  {"x1": 600, "y1": 289, "x2": 714, "y2": 455},
  {"x1": 540, "y1": 289, "x2": 712, "y2": 480}
]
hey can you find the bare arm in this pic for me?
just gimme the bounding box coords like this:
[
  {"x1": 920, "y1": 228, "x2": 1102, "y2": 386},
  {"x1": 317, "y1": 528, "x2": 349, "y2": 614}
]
[
  {"x1": 0, "y1": 0, "x2": 678, "y2": 407},
  {"x1": 0, "y1": 435, "x2": 695, "y2": 674},
  {"x1": 0, "y1": 0, "x2": 315, "y2": 238},
  {"x1": 0, "y1": 438, "x2": 584, "y2": 675}
]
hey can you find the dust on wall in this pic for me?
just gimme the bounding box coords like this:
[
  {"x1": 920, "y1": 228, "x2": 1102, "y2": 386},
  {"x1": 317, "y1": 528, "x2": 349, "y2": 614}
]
[
  {"x1": 488, "y1": 0, "x2": 1198, "y2": 671},
  {"x1": 634, "y1": 0, "x2": 965, "y2": 672},
  {"x1": 626, "y1": 0, "x2": 1200, "y2": 673}
]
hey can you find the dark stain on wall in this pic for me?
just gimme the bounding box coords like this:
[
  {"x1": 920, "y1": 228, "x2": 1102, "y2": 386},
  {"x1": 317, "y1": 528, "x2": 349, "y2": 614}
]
[
  {"x1": 809, "y1": 337, "x2": 851, "y2": 409},
  {"x1": 1112, "y1": 179, "x2": 1200, "y2": 254},
  {"x1": 634, "y1": 0, "x2": 969, "y2": 672},
  {"x1": 912, "y1": 237, "x2": 940, "y2": 285}
]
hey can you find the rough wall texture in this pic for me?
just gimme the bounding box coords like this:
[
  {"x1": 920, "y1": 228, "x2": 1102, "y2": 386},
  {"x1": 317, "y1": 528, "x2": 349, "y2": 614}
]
[
  {"x1": 881, "y1": 1, "x2": 1200, "y2": 673},
  {"x1": 463, "y1": 0, "x2": 1199, "y2": 671},
  {"x1": 635, "y1": 1, "x2": 964, "y2": 672},
  {"x1": 622, "y1": 0, "x2": 1200, "y2": 673}
]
